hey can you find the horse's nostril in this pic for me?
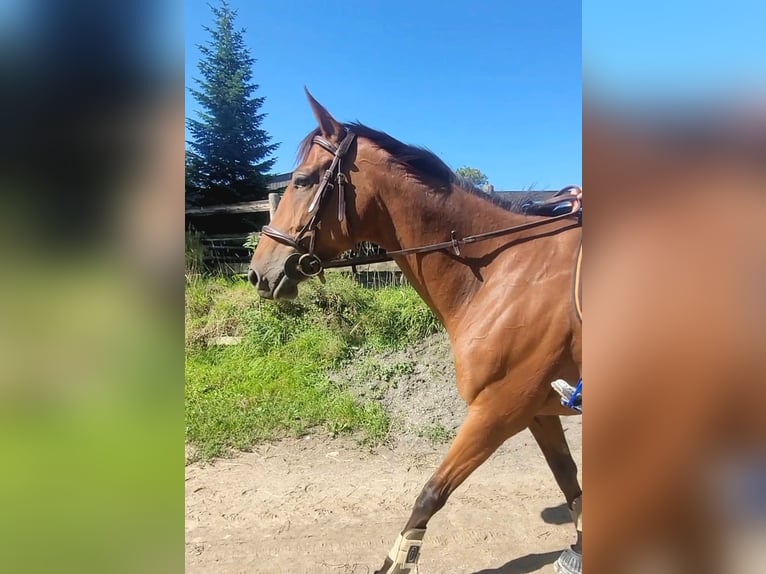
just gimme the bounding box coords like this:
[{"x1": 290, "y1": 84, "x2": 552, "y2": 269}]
[{"x1": 247, "y1": 268, "x2": 259, "y2": 287}]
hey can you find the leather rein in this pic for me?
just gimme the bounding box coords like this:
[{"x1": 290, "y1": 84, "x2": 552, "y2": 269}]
[{"x1": 260, "y1": 130, "x2": 583, "y2": 281}]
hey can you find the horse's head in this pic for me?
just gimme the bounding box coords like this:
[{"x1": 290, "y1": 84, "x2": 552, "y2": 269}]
[{"x1": 249, "y1": 91, "x2": 360, "y2": 299}]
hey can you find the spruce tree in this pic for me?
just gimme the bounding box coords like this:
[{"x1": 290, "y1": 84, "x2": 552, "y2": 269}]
[{"x1": 186, "y1": 0, "x2": 279, "y2": 206}]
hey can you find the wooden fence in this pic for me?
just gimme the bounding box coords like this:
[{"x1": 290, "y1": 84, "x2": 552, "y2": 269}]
[
  {"x1": 185, "y1": 193, "x2": 402, "y2": 283},
  {"x1": 185, "y1": 193, "x2": 282, "y2": 219}
]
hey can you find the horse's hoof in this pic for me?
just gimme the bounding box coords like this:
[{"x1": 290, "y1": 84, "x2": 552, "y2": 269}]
[{"x1": 554, "y1": 547, "x2": 582, "y2": 574}]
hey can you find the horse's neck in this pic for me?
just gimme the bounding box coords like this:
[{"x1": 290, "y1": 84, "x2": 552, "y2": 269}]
[{"x1": 365, "y1": 182, "x2": 528, "y2": 330}]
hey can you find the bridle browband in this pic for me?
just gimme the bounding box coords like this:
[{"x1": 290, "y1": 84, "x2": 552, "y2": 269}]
[{"x1": 260, "y1": 129, "x2": 583, "y2": 281}]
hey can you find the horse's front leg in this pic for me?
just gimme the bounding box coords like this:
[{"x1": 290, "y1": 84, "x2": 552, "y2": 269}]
[
  {"x1": 528, "y1": 415, "x2": 582, "y2": 574},
  {"x1": 374, "y1": 400, "x2": 530, "y2": 574}
]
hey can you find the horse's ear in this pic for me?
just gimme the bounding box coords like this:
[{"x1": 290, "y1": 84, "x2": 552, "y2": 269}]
[{"x1": 305, "y1": 87, "x2": 343, "y2": 139}]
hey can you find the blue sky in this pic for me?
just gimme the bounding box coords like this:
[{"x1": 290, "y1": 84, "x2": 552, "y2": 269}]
[
  {"x1": 583, "y1": 1, "x2": 766, "y2": 102},
  {"x1": 185, "y1": 0, "x2": 582, "y2": 190}
]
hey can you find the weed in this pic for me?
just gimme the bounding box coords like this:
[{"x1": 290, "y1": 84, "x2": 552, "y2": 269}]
[{"x1": 419, "y1": 423, "x2": 454, "y2": 444}]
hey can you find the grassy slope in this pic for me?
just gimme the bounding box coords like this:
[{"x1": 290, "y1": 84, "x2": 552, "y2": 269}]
[{"x1": 185, "y1": 273, "x2": 441, "y2": 460}]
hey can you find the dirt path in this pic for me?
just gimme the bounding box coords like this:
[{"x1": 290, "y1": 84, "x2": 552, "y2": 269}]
[{"x1": 185, "y1": 418, "x2": 581, "y2": 574}]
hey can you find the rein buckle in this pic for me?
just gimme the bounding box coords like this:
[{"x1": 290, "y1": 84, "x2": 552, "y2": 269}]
[{"x1": 450, "y1": 230, "x2": 462, "y2": 256}]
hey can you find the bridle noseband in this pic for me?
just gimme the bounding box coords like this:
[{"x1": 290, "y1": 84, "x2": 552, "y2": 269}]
[
  {"x1": 259, "y1": 129, "x2": 582, "y2": 281},
  {"x1": 261, "y1": 130, "x2": 356, "y2": 280}
]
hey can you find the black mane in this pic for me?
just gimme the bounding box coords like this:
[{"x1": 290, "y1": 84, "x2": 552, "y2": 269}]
[{"x1": 298, "y1": 122, "x2": 561, "y2": 215}]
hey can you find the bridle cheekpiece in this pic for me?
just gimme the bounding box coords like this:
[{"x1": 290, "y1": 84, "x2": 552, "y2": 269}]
[{"x1": 260, "y1": 130, "x2": 356, "y2": 280}]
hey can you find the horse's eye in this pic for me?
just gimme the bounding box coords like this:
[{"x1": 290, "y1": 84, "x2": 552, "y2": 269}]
[{"x1": 293, "y1": 175, "x2": 311, "y2": 188}]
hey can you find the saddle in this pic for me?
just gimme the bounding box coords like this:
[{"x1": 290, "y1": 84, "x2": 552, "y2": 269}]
[{"x1": 520, "y1": 185, "x2": 583, "y2": 219}]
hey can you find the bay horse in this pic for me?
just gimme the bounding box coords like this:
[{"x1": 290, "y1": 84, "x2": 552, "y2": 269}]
[{"x1": 250, "y1": 91, "x2": 583, "y2": 573}]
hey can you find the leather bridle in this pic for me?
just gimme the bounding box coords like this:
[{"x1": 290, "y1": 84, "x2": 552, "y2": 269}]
[
  {"x1": 259, "y1": 129, "x2": 583, "y2": 281},
  {"x1": 260, "y1": 130, "x2": 357, "y2": 281}
]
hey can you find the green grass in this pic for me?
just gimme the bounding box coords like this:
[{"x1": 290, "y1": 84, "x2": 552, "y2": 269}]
[
  {"x1": 185, "y1": 273, "x2": 442, "y2": 460},
  {"x1": 418, "y1": 423, "x2": 455, "y2": 444}
]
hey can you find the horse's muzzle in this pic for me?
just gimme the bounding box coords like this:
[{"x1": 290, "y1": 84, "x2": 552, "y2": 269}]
[{"x1": 248, "y1": 267, "x2": 300, "y2": 300}]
